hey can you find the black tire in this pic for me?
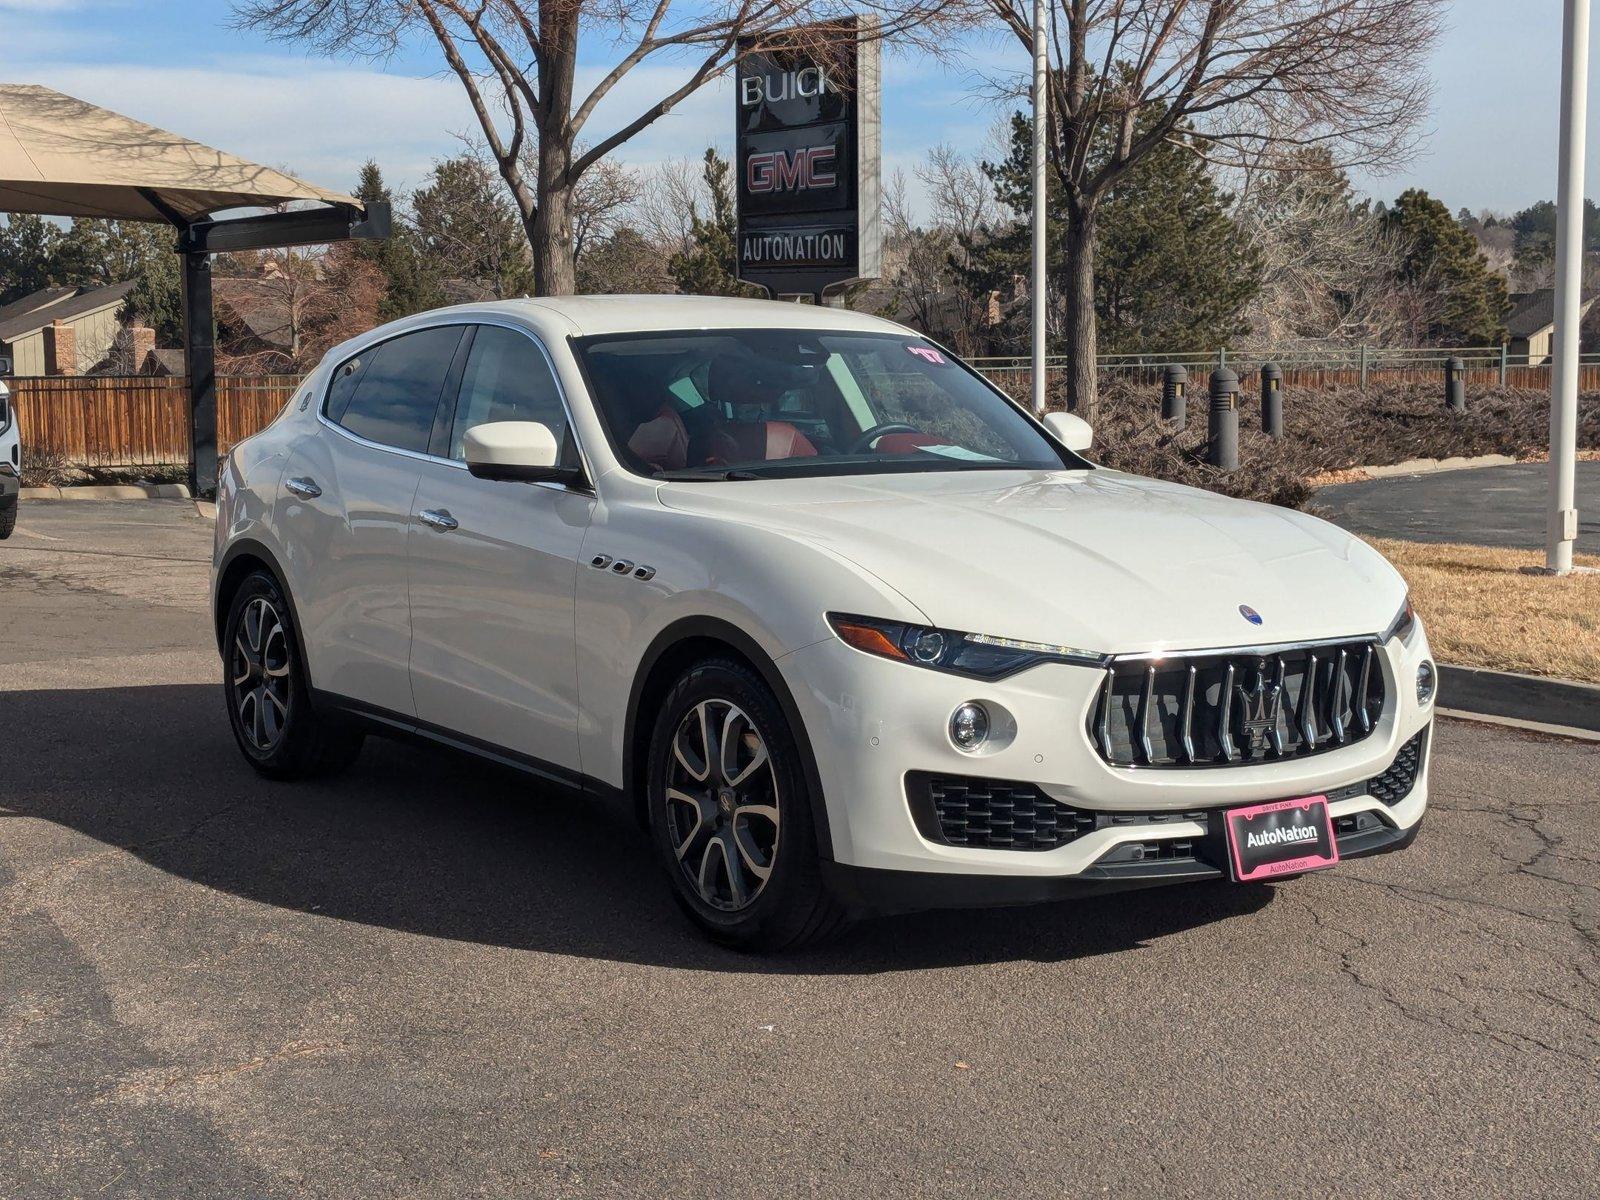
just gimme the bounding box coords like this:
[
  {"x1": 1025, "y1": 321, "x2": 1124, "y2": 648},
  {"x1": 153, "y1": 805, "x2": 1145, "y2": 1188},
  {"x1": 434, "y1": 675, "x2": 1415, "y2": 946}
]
[
  {"x1": 222, "y1": 570, "x2": 363, "y2": 780},
  {"x1": 646, "y1": 658, "x2": 848, "y2": 951},
  {"x1": 0, "y1": 499, "x2": 15, "y2": 541}
]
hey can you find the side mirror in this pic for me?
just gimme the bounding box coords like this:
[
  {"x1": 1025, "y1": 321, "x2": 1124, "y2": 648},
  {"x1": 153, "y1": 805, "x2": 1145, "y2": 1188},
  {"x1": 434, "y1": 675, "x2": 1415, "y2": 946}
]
[
  {"x1": 1043, "y1": 410, "x2": 1093, "y2": 453},
  {"x1": 463, "y1": 421, "x2": 582, "y2": 485}
]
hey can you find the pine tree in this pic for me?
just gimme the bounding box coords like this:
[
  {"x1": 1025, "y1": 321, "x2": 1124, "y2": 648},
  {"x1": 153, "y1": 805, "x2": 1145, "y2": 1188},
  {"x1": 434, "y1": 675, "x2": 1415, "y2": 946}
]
[
  {"x1": 1384, "y1": 189, "x2": 1510, "y2": 344},
  {"x1": 53, "y1": 218, "x2": 183, "y2": 343},
  {"x1": 667, "y1": 150, "x2": 762, "y2": 298},
  {"x1": 0, "y1": 214, "x2": 65, "y2": 303},
  {"x1": 956, "y1": 113, "x2": 1259, "y2": 355},
  {"x1": 352, "y1": 161, "x2": 437, "y2": 319},
  {"x1": 410, "y1": 154, "x2": 535, "y2": 302}
]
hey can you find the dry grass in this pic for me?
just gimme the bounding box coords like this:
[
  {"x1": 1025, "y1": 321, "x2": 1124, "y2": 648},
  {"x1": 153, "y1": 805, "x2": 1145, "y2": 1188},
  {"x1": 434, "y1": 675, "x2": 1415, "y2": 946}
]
[{"x1": 1365, "y1": 537, "x2": 1600, "y2": 683}]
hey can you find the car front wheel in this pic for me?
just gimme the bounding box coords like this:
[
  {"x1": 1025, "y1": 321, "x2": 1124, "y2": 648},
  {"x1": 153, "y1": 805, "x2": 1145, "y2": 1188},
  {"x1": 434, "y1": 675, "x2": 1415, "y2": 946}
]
[
  {"x1": 647, "y1": 658, "x2": 846, "y2": 951},
  {"x1": 223, "y1": 570, "x2": 363, "y2": 779}
]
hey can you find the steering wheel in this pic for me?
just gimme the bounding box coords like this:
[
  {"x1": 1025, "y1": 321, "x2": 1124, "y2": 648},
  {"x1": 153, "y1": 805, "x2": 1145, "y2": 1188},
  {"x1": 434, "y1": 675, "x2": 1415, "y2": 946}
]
[{"x1": 849, "y1": 422, "x2": 923, "y2": 454}]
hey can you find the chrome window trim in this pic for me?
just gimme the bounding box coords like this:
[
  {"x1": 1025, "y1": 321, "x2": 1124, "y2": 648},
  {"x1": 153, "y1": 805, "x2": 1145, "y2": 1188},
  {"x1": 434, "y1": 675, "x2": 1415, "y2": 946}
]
[{"x1": 317, "y1": 315, "x2": 596, "y2": 495}]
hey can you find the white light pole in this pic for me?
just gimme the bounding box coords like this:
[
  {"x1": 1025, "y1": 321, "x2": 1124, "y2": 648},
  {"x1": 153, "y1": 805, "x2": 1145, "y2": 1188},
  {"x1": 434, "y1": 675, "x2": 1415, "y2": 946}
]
[
  {"x1": 1030, "y1": 0, "x2": 1049, "y2": 414},
  {"x1": 1548, "y1": 0, "x2": 1589, "y2": 574}
]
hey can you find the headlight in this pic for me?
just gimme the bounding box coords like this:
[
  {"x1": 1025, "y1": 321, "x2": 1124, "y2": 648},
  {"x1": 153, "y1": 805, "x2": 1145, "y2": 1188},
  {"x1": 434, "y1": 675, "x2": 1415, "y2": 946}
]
[
  {"x1": 828, "y1": 613, "x2": 1107, "y2": 680},
  {"x1": 1383, "y1": 597, "x2": 1417, "y2": 644}
]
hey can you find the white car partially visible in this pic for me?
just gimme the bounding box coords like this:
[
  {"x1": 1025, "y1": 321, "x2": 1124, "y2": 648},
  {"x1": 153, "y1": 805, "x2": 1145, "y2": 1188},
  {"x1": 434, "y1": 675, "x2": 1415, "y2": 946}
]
[
  {"x1": 211, "y1": 296, "x2": 1435, "y2": 949},
  {"x1": 0, "y1": 359, "x2": 19, "y2": 540}
]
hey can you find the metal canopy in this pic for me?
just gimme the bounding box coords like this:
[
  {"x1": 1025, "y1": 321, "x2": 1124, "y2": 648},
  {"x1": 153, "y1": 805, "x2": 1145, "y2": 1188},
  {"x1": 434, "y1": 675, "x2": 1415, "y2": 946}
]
[
  {"x1": 0, "y1": 83, "x2": 389, "y2": 493},
  {"x1": 0, "y1": 84, "x2": 355, "y2": 221}
]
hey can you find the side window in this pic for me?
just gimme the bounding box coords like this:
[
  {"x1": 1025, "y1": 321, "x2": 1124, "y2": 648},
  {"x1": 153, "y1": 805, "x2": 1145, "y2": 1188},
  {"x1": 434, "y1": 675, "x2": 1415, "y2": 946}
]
[
  {"x1": 324, "y1": 352, "x2": 370, "y2": 421},
  {"x1": 331, "y1": 326, "x2": 465, "y2": 454},
  {"x1": 448, "y1": 325, "x2": 568, "y2": 460}
]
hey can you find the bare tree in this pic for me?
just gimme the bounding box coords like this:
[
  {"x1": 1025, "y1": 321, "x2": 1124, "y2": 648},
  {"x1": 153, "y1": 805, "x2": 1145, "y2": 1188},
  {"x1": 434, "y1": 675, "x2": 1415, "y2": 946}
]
[
  {"x1": 236, "y1": 0, "x2": 969, "y2": 295},
  {"x1": 572, "y1": 154, "x2": 641, "y2": 268},
  {"x1": 635, "y1": 157, "x2": 710, "y2": 261},
  {"x1": 214, "y1": 243, "x2": 385, "y2": 374},
  {"x1": 983, "y1": 0, "x2": 1441, "y2": 416},
  {"x1": 1234, "y1": 151, "x2": 1414, "y2": 347},
  {"x1": 880, "y1": 147, "x2": 999, "y2": 353}
]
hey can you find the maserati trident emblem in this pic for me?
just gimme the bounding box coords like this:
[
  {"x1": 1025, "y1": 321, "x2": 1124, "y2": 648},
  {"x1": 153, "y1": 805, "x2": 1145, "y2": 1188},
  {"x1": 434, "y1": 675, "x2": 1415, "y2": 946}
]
[
  {"x1": 1239, "y1": 604, "x2": 1263, "y2": 626},
  {"x1": 1234, "y1": 665, "x2": 1283, "y2": 755}
]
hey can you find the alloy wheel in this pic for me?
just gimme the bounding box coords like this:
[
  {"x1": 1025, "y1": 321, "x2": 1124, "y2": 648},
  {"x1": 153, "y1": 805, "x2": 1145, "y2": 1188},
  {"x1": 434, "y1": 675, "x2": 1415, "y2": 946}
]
[
  {"x1": 231, "y1": 596, "x2": 292, "y2": 753},
  {"x1": 664, "y1": 699, "x2": 781, "y2": 912}
]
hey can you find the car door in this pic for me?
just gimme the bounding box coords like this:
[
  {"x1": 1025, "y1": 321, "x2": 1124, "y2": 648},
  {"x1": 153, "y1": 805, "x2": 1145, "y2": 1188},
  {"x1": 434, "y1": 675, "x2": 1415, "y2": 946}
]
[
  {"x1": 407, "y1": 323, "x2": 595, "y2": 776},
  {"x1": 278, "y1": 324, "x2": 468, "y2": 715}
]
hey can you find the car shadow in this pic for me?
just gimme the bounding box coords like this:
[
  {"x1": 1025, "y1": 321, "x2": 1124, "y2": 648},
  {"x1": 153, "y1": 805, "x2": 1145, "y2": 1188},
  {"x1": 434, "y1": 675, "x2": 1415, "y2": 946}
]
[{"x1": 1, "y1": 683, "x2": 1272, "y2": 973}]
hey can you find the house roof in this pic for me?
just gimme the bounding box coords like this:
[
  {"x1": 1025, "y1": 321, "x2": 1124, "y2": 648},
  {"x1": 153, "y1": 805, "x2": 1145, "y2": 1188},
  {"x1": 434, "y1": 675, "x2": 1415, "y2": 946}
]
[
  {"x1": 0, "y1": 279, "x2": 134, "y2": 342},
  {"x1": 1505, "y1": 287, "x2": 1600, "y2": 339},
  {"x1": 0, "y1": 285, "x2": 76, "y2": 327},
  {"x1": 142, "y1": 347, "x2": 186, "y2": 376}
]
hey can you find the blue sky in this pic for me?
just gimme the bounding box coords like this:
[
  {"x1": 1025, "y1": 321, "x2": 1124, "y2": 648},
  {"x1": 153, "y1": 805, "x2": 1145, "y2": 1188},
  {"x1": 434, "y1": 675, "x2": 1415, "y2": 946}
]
[{"x1": 2, "y1": 0, "x2": 1596, "y2": 217}]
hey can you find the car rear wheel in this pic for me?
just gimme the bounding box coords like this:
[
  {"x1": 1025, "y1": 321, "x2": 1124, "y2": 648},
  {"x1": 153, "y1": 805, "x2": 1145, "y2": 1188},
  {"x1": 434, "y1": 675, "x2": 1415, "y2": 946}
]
[
  {"x1": 223, "y1": 570, "x2": 363, "y2": 779},
  {"x1": 647, "y1": 658, "x2": 847, "y2": 951}
]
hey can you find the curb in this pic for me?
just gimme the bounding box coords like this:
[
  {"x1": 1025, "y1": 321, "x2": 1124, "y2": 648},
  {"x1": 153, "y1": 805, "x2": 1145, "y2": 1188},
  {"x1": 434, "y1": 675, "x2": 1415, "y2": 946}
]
[
  {"x1": 21, "y1": 483, "x2": 192, "y2": 501},
  {"x1": 1358, "y1": 454, "x2": 1518, "y2": 479},
  {"x1": 1439, "y1": 664, "x2": 1600, "y2": 734}
]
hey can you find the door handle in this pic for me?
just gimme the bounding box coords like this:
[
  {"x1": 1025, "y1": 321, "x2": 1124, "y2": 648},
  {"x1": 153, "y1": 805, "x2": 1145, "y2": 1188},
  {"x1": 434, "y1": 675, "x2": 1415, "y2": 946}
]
[
  {"x1": 285, "y1": 476, "x2": 321, "y2": 499},
  {"x1": 418, "y1": 508, "x2": 459, "y2": 532}
]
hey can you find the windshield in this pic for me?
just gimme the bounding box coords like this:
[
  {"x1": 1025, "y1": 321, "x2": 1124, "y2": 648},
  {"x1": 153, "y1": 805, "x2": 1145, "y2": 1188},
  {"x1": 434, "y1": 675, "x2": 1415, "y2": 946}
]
[{"x1": 572, "y1": 329, "x2": 1078, "y2": 480}]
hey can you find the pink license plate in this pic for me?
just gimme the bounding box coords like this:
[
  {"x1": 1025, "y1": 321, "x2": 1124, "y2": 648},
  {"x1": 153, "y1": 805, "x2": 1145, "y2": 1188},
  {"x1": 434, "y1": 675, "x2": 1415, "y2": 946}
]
[{"x1": 1224, "y1": 796, "x2": 1339, "y2": 882}]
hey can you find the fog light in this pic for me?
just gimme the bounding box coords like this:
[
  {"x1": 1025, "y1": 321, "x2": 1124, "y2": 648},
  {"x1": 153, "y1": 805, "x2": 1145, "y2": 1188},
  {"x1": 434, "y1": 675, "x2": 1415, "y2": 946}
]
[
  {"x1": 950, "y1": 702, "x2": 990, "y2": 751},
  {"x1": 1416, "y1": 660, "x2": 1436, "y2": 706}
]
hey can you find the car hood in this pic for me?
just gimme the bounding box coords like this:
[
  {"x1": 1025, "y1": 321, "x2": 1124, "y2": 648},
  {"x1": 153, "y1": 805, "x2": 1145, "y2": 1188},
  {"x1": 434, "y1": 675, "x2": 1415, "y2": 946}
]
[{"x1": 657, "y1": 468, "x2": 1405, "y2": 654}]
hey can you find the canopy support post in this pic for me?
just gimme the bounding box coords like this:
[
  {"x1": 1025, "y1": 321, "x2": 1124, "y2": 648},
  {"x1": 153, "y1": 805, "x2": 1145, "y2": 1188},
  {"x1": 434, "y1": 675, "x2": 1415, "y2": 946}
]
[{"x1": 183, "y1": 250, "x2": 217, "y2": 497}]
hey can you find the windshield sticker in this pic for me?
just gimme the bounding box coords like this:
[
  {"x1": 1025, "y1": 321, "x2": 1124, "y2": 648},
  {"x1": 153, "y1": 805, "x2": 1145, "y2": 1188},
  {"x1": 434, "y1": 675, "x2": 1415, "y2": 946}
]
[
  {"x1": 920, "y1": 444, "x2": 1001, "y2": 462},
  {"x1": 906, "y1": 345, "x2": 947, "y2": 365}
]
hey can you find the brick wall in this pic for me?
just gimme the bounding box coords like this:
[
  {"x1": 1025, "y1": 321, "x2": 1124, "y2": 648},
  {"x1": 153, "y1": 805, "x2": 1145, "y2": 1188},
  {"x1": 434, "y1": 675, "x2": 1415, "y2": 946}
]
[{"x1": 43, "y1": 321, "x2": 78, "y2": 376}]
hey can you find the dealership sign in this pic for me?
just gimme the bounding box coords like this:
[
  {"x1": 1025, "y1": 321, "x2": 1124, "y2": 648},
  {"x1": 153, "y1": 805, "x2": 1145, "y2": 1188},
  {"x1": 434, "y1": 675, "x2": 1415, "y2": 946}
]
[{"x1": 735, "y1": 18, "x2": 881, "y2": 298}]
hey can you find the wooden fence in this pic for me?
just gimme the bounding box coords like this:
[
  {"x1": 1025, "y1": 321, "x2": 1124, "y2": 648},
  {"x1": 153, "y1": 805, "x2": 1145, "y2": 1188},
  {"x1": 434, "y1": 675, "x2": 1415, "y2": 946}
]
[{"x1": 8, "y1": 375, "x2": 302, "y2": 467}]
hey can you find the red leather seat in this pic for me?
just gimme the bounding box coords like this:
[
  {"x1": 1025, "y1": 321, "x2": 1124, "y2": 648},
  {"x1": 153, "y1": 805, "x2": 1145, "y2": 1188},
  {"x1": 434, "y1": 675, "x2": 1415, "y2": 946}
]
[
  {"x1": 628, "y1": 404, "x2": 691, "y2": 471},
  {"x1": 873, "y1": 431, "x2": 942, "y2": 455},
  {"x1": 708, "y1": 420, "x2": 818, "y2": 465}
]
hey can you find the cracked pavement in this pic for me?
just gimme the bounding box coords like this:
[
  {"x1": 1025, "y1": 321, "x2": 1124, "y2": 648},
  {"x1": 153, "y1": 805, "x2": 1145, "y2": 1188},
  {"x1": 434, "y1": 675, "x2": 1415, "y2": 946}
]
[{"x1": 2, "y1": 500, "x2": 1597, "y2": 1198}]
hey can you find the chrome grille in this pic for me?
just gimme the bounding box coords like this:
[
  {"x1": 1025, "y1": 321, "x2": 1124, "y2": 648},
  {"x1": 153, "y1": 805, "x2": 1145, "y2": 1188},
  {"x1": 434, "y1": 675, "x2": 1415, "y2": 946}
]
[{"x1": 1090, "y1": 640, "x2": 1386, "y2": 768}]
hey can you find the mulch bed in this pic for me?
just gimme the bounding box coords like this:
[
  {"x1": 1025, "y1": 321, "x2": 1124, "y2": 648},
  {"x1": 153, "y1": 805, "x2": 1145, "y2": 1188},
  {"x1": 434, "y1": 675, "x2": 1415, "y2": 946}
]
[{"x1": 1075, "y1": 381, "x2": 1600, "y2": 509}]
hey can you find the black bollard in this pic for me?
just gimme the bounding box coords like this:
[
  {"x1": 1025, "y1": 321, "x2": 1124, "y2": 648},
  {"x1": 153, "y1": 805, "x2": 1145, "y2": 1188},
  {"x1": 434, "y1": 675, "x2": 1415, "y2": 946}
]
[
  {"x1": 1444, "y1": 356, "x2": 1465, "y2": 413},
  {"x1": 1162, "y1": 364, "x2": 1188, "y2": 429},
  {"x1": 1260, "y1": 362, "x2": 1283, "y2": 437},
  {"x1": 1208, "y1": 367, "x2": 1239, "y2": 470}
]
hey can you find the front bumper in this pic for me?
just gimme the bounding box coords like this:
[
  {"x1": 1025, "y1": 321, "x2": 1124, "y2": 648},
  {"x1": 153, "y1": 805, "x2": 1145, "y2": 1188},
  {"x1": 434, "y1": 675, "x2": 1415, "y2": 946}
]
[
  {"x1": 825, "y1": 818, "x2": 1421, "y2": 915},
  {"x1": 779, "y1": 622, "x2": 1436, "y2": 893},
  {"x1": 0, "y1": 463, "x2": 18, "y2": 507}
]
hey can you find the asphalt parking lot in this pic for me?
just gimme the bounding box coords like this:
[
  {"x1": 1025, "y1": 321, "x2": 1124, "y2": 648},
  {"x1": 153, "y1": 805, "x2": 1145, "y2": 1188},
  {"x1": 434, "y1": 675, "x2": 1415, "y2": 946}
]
[
  {"x1": 1314, "y1": 460, "x2": 1600, "y2": 552},
  {"x1": 2, "y1": 500, "x2": 1597, "y2": 1199}
]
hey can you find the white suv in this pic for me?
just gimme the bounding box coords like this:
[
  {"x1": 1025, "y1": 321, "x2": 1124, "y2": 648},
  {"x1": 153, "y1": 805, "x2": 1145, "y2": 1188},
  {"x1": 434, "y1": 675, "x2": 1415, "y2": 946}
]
[{"x1": 212, "y1": 296, "x2": 1435, "y2": 949}]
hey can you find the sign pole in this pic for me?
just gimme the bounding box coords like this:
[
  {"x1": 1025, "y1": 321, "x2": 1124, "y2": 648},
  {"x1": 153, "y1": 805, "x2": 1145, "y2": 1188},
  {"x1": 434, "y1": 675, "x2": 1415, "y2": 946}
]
[
  {"x1": 1030, "y1": 0, "x2": 1049, "y2": 415},
  {"x1": 1548, "y1": 0, "x2": 1589, "y2": 574}
]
